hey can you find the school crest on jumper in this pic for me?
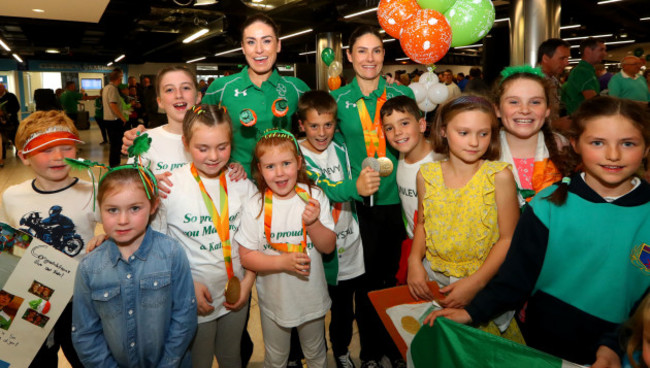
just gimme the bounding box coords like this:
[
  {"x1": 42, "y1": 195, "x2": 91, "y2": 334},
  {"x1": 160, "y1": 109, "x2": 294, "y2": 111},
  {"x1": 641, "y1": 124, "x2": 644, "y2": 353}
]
[{"x1": 630, "y1": 243, "x2": 650, "y2": 274}]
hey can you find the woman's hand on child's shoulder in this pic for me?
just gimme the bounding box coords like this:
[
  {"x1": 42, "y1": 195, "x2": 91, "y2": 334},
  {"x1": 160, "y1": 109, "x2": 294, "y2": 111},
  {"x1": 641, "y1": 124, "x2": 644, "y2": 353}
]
[
  {"x1": 193, "y1": 281, "x2": 215, "y2": 316},
  {"x1": 227, "y1": 163, "x2": 247, "y2": 182},
  {"x1": 121, "y1": 125, "x2": 147, "y2": 154},
  {"x1": 423, "y1": 307, "x2": 472, "y2": 327},
  {"x1": 439, "y1": 276, "x2": 482, "y2": 309},
  {"x1": 281, "y1": 252, "x2": 311, "y2": 277},
  {"x1": 302, "y1": 198, "x2": 321, "y2": 227},
  {"x1": 86, "y1": 234, "x2": 109, "y2": 253},
  {"x1": 156, "y1": 172, "x2": 173, "y2": 199}
]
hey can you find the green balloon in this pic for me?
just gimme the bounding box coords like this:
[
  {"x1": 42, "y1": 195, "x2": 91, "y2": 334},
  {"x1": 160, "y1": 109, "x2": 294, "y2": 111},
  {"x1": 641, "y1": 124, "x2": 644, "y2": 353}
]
[
  {"x1": 417, "y1": 0, "x2": 456, "y2": 13},
  {"x1": 444, "y1": 0, "x2": 495, "y2": 48},
  {"x1": 634, "y1": 48, "x2": 644, "y2": 57},
  {"x1": 321, "y1": 48, "x2": 335, "y2": 66}
]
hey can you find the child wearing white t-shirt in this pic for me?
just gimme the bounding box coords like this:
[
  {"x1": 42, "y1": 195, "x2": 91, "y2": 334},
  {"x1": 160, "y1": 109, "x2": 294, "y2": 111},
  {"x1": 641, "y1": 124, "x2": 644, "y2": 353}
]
[
  {"x1": 297, "y1": 90, "x2": 377, "y2": 367},
  {"x1": 158, "y1": 104, "x2": 257, "y2": 367},
  {"x1": 0, "y1": 111, "x2": 100, "y2": 368},
  {"x1": 236, "y1": 129, "x2": 336, "y2": 368},
  {"x1": 380, "y1": 96, "x2": 443, "y2": 284}
]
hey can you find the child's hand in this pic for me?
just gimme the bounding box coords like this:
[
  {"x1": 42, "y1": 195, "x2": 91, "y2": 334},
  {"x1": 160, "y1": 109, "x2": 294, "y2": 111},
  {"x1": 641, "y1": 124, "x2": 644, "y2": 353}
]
[
  {"x1": 194, "y1": 281, "x2": 215, "y2": 316},
  {"x1": 302, "y1": 198, "x2": 321, "y2": 227},
  {"x1": 591, "y1": 346, "x2": 622, "y2": 368},
  {"x1": 224, "y1": 272, "x2": 255, "y2": 311},
  {"x1": 356, "y1": 166, "x2": 381, "y2": 196},
  {"x1": 423, "y1": 307, "x2": 472, "y2": 327},
  {"x1": 228, "y1": 163, "x2": 247, "y2": 181},
  {"x1": 281, "y1": 252, "x2": 311, "y2": 276},
  {"x1": 121, "y1": 125, "x2": 147, "y2": 154},
  {"x1": 86, "y1": 234, "x2": 108, "y2": 253},
  {"x1": 407, "y1": 259, "x2": 434, "y2": 301},
  {"x1": 155, "y1": 172, "x2": 173, "y2": 199},
  {"x1": 439, "y1": 276, "x2": 482, "y2": 309}
]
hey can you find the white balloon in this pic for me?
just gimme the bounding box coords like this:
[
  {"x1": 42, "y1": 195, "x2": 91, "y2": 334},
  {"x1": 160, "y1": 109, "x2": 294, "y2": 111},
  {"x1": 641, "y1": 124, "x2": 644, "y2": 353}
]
[
  {"x1": 417, "y1": 98, "x2": 437, "y2": 112},
  {"x1": 428, "y1": 83, "x2": 449, "y2": 104},
  {"x1": 420, "y1": 72, "x2": 439, "y2": 87},
  {"x1": 409, "y1": 82, "x2": 427, "y2": 103}
]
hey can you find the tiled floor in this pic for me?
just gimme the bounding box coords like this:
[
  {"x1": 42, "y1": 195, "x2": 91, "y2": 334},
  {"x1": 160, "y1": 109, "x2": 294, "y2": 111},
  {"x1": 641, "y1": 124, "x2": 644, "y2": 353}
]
[{"x1": 0, "y1": 123, "x2": 362, "y2": 368}]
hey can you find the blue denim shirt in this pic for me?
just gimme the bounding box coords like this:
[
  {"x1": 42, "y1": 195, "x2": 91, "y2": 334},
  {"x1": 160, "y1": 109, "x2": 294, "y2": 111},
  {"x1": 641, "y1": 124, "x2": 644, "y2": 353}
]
[{"x1": 72, "y1": 227, "x2": 197, "y2": 368}]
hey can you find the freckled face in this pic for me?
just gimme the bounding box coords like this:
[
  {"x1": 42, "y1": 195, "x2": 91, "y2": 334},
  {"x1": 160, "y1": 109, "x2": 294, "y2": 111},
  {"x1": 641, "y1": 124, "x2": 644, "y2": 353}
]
[{"x1": 258, "y1": 146, "x2": 300, "y2": 199}]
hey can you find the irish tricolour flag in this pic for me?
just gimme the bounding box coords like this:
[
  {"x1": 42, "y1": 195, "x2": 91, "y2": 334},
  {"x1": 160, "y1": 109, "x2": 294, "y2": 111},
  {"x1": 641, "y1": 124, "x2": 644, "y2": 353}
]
[{"x1": 408, "y1": 318, "x2": 585, "y2": 368}]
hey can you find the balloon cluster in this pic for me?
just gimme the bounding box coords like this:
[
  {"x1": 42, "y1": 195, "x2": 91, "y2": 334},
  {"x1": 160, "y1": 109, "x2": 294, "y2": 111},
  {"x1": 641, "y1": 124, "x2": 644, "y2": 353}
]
[
  {"x1": 377, "y1": 0, "x2": 495, "y2": 65},
  {"x1": 321, "y1": 47, "x2": 342, "y2": 91},
  {"x1": 408, "y1": 71, "x2": 448, "y2": 112}
]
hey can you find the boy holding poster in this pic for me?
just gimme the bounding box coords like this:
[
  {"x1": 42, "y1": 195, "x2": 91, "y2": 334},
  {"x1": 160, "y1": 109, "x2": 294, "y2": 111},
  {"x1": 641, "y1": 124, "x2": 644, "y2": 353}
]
[{"x1": 0, "y1": 110, "x2": 98, "y2": 368}]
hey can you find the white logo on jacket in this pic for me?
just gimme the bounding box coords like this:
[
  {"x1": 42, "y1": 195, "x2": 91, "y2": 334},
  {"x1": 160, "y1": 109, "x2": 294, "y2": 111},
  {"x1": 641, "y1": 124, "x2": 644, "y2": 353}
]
[
  {"x1": 276, "y1": 84, "x2": 287, "y2": 97},
  {"x1": 234, "y1": 89, "x2": 247, "y2": 97}
]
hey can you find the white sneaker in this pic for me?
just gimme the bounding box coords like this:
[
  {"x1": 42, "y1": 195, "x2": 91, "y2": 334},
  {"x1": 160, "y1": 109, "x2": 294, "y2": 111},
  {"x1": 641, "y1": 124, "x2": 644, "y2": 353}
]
[{"x1": 336, "y1": 352, "x2": 355, "y2": 368}]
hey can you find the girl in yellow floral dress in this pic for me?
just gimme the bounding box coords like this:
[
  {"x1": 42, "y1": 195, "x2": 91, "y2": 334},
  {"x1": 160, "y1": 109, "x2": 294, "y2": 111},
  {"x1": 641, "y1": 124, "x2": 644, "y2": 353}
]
[{"x1": 406, "y1": 95, "x2": 524, "y2": 342}]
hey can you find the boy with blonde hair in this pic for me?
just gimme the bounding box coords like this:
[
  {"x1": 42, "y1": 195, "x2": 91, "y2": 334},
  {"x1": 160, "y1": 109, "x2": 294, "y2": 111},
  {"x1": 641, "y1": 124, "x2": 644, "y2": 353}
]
[{"x1": 0, "y1": 110, "x2": 98, "y2": 368}]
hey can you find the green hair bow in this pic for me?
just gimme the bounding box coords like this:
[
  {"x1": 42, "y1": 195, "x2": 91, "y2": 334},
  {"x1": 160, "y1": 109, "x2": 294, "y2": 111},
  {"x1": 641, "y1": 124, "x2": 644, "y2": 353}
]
[
  {"x1": 65, "y1": 132, "x2": 158, "y2": 208},
  {"x1": 499, "y1": 65, "x2": 547, "y2": 85}
]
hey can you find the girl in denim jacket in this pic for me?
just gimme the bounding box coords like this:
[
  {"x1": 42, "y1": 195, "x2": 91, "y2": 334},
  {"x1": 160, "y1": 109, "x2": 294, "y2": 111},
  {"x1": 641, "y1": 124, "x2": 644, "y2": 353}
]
[{"x1": 72, "y1": 162, "x2": 197, "y2": 368}]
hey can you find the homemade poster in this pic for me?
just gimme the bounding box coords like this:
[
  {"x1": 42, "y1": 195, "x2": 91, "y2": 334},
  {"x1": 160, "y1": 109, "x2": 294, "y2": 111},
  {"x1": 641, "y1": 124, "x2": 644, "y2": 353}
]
[
  {"x1": 368, "y1": 282, "x2": 444, "y2": 359},
  {"x1": 0, "y1": 222, "x2": 78, "y2": 367}
]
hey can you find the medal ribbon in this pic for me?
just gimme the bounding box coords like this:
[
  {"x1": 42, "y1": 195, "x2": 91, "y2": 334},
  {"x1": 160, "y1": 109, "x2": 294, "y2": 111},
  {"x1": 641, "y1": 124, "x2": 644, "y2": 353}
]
[
  {"x1": 357, "y1": 88, "x2": 388, "y2": 158},
  {"x1": 264, "y1": 187, "x2": 311, "y2": 253},
  {"x1": 190, "y1": 163, "x2": 234, "y2": 280},
  {"x1": 331, "y1": 202, "x2": 342, "y2": 224}
]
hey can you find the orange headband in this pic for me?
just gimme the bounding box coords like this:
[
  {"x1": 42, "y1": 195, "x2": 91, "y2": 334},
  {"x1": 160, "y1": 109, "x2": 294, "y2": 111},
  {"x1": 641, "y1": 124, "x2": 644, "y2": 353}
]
[{"x1": 21, "y1": 130, "x2": 83, "y2": 156}]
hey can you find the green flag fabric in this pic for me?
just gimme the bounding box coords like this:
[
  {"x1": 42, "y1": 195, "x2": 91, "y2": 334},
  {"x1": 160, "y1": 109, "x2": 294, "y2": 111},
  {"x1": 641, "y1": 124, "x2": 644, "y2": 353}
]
[{"x1": 410, "y1": 317, "x2": 584, "y2": 368}]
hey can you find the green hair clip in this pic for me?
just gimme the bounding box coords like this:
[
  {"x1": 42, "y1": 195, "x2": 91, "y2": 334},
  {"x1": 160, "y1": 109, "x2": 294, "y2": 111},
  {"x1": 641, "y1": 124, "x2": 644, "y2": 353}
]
[
  {"x1": 257, "y1": 128, "x2": 301, "y2": 154},
  {"x1": 65, "y1": 132, "x2": 158, "y2": 207},
  {"x1": 499, "y1": 65, "x2": 546, "y2": 85}
]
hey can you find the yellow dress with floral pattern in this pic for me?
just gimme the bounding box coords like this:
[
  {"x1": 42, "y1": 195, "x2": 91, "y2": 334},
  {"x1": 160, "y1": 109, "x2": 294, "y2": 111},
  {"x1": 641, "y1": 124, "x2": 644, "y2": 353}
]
[{"x1": 421, "y1": 160, "x2": 525, "y2": 344}]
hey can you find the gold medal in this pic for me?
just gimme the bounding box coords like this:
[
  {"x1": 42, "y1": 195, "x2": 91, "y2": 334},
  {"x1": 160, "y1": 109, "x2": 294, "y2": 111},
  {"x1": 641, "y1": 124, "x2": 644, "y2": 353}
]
[
  {"x1": 377, "y1": 157, "x2": 394, "y2": 177},
  {"x1": 224, "y1": 276, "x2": 241, "y2": 304}
]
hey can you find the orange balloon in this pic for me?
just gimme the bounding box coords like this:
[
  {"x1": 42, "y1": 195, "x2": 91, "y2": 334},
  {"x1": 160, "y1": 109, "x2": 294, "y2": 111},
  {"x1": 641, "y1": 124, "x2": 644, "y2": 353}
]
[
  {"x1": 328, "y1": 76, "x2": 342, "y2": 90},
  {"x1": 377, "y1": 0, "x2": 421, "y2": 39},
  {"x1": 399, "y1": 9, "x2": 451, "y2": 65}
]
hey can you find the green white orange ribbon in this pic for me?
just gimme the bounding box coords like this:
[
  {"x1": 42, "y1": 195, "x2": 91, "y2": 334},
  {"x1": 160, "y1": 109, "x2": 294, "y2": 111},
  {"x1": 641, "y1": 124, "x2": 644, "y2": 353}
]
[
  {"x1": 264, "y1": 187, "x2": 311, "y2": 253},
  {"x1": 190, "y1": 163, "x2": 234, "y2": 279},
  {"x1": 357, "y1": 88, "x2": 387, "y2": 158}
]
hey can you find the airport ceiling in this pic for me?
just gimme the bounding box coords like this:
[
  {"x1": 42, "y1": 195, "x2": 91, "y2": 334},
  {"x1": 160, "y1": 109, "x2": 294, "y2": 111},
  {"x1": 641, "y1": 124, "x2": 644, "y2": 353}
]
[{"x1": 0, "y1": 0, "x2": 648, "y2": 66}]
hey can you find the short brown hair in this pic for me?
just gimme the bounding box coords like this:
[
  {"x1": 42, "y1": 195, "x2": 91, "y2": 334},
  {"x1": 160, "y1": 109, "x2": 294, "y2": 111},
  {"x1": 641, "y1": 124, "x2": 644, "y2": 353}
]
[
  {"x1": 431, "y1": 95, "x2": 500, "y2": 160},
  {"x1": 109, "y1": 68, "x2": 123, "y2": 82},
  {"x1": 380, "y1": 95, "x2": 421, "y2": 122},
  {"x1": 15, "y1": 110, "x2": 78, "y2": 151},
  {"x1": 182, "y1": 104, "x2": 232, "y2": 145},
  {"x1": 297, "y1": 90, "x2": 337, "y2": 121}
]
